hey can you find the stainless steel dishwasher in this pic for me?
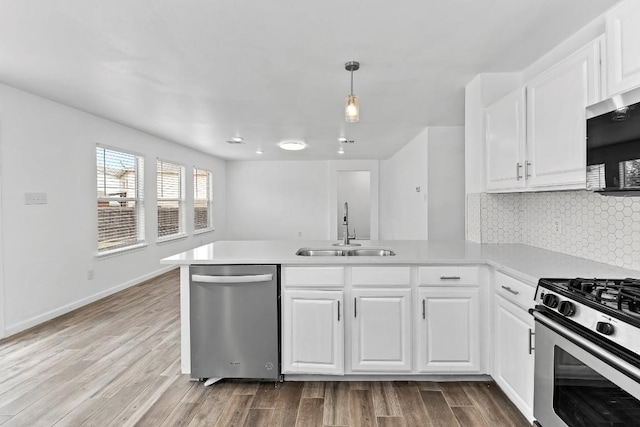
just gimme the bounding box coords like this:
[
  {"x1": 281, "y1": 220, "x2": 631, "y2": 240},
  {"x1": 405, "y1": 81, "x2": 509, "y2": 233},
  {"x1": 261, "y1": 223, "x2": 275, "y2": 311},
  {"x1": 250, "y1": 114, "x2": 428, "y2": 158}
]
[{"x1": 190, "y1": 264, "x2": 280, "y2": 383}]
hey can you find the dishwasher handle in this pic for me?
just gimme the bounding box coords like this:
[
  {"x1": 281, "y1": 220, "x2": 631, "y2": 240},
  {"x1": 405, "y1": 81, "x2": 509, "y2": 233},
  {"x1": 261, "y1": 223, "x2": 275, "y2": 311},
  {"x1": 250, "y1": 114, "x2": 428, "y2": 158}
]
[{"x1": 191, "y1": 273, "x2": 273, "y2": 284}]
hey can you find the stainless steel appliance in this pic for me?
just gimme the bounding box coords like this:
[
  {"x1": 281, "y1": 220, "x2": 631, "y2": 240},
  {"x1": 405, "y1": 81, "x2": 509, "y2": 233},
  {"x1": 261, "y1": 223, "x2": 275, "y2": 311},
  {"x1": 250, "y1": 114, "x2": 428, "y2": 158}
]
[
  {"x1": 532, "y1": 278, "x2": 640, "y2": 427},
  {"x1": 190, "y1": 265, "x2": 280, "y2": 383},
  {"x1": 586, "y1": 85, "x2": 640, "y2": 196}
]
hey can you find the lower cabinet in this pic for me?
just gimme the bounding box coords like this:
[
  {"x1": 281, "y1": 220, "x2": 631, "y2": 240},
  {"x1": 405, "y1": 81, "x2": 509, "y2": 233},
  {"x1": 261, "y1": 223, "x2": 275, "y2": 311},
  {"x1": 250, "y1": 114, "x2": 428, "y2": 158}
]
[
  {"x1": 493, "y1": 294, "x2": 535, "y2": 420},
  {"x1": 281, "y1": 265, "x2": 483, "y2": 376},
  {"x1": 282, "y1": 289, "x2": 344, "y2": 374},
  {"x1": 351, "y1": 288, "x2": 412, "y2": 372},
  {"x1": 417, "y1": 287, "x2": 480, "y2": 372}
]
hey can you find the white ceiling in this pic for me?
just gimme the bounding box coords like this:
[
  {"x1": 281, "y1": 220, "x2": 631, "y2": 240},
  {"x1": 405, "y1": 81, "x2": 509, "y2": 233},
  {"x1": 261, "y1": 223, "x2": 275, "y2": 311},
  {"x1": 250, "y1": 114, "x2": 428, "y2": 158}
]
[{"x1": 0, "y1": 0, "x2": 618, "y2": 161}]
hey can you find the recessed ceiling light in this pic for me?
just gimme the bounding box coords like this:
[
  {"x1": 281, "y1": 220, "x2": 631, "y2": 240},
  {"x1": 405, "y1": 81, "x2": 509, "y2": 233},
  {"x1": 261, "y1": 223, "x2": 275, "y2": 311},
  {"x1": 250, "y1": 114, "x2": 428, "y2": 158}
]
[
  {"x1": 256, "y1": 148, "x2": 263, "y2": 154},
  {"x1": 226, "y1": 137, "x2": 244, "y2": 144},
  {"x1": 338, "y1": 147, "x2": 345, "y2": 154},
  {"x1": 278, "y1": 141, "x2": 307, "y2": 151},
  {"x1": 338, "y1": 137, "x2": 347, "y2": 143}
]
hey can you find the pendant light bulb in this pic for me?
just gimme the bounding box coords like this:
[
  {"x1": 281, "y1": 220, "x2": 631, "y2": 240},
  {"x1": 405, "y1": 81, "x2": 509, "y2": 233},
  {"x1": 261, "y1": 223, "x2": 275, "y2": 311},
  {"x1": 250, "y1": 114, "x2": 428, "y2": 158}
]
[
  {"x1": 345, "y1": 61, "x2": 360, "y2": 123},
  {"x1": 345, "y1": 94, "x2": 359, "y2": 122}
]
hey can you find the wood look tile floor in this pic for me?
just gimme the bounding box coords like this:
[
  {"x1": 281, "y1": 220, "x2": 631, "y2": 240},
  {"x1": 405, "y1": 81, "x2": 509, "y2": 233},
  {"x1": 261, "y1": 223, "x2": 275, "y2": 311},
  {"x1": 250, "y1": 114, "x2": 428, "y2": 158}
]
[{"x1": 0, "y1": 269, "x2": 531, "y2": 427}]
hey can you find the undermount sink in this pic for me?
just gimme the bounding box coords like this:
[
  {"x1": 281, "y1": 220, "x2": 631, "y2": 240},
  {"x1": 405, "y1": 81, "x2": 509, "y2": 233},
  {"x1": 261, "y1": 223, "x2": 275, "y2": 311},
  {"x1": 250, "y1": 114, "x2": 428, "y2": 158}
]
[{"x1": 295, "y1": 247, "x2": 396, "y2": 257}]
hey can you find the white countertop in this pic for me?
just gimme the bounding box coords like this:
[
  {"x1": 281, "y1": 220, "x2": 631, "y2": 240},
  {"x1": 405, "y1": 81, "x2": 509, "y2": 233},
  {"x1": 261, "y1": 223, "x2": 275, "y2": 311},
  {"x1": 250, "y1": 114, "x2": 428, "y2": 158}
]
[{"x1": 161, "y1": 240, "x2": 640, "y2": 286}]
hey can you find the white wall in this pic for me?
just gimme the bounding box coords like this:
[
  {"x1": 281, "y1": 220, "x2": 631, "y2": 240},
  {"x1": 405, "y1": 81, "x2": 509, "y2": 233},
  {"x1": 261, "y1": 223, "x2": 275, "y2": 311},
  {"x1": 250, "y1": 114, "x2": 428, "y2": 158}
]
[
  {"x1": 380, "y1": 129, "x2": 429, "y2": 240},
  {"x1": 0, "y1": 83, "x2": 226, "y2": 337},
  {"x1": 427, "y1": 127, "x2": 465, "y2": 240},
  {"x1": 225, "y1": 161, "x2": 330, "y2": 240}
]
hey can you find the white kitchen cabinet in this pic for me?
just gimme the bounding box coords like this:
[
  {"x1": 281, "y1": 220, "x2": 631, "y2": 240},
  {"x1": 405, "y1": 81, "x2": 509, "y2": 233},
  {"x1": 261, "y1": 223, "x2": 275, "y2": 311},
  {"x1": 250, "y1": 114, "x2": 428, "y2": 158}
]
[
  {"x1": 493, "y1": 294, "x2": 535, "y2": 422},
  {"x1": 416, "y1": 287, "x2": 480, "y2": 372},
  {"x1": 607, "y1": 1, "x2": 640, "y2": 96},
  {"x1": 282, "y1": 289, "x2": 344, "y2": 375},
  {"x1": 525, "y1": 40, "x2": 601, "y2": 189},
  {"x1": 485, "y1": 88, "x2": 527, "y2": 192},
  {"x1": 485, "y1": 39, "x2": 602, "y2": 193},
  {"x1": 351, "y1": 288, "x2": 412, "y2": 372}
]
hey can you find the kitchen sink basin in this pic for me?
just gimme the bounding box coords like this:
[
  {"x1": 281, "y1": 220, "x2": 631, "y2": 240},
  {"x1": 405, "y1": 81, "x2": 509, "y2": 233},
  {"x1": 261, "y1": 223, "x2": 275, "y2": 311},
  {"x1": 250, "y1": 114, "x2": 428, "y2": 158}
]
[{"x1": 295, "y1": 247, "x2": 395, "y2": 257}]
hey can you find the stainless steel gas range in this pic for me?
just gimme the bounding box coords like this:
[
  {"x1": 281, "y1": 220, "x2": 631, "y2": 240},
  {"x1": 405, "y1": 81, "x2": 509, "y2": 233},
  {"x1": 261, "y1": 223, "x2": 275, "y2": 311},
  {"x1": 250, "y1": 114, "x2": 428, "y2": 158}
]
[{"x1": 532, "y1": 277, "x2": 640, "y2": 427}]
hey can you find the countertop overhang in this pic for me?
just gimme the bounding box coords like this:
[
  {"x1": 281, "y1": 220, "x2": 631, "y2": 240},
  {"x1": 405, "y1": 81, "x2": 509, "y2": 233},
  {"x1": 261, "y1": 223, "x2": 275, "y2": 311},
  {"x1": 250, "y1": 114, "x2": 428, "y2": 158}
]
[{"x1": 161, "y1": 240, "x2": 640, "y2": 286}]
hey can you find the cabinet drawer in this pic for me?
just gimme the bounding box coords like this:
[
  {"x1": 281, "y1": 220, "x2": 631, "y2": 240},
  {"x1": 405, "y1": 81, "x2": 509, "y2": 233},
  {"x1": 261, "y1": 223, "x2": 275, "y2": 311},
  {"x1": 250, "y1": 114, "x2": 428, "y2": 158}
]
[
  {"x1": 419, "y1": 266, "x2": 478, "y2": 286},
  {"x1": 352, "y1": 267, "x2": 411, "y2": 286},
  {"x1": 283, "y1": 267, "x2": 344, "y2": 287},
  {"x1": 494, "y1": 271, "x2": 536, "y2": 309}
]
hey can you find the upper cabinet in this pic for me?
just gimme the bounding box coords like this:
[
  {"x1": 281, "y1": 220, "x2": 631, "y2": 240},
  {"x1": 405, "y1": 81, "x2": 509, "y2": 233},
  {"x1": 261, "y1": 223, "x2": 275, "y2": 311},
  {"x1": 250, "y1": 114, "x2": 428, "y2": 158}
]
[
  {"x1": 606, "y1": 1, "x2": 640, "y2": 96},
  {"x1": 525, "y1": 41, "x2": 601, "y2": 189},
  {"x1": 485, "y1": 89, "x2": 527, "y2": 192},
  {"x1": 485, "y1": 38, "x2": 602, "y2": 193}
]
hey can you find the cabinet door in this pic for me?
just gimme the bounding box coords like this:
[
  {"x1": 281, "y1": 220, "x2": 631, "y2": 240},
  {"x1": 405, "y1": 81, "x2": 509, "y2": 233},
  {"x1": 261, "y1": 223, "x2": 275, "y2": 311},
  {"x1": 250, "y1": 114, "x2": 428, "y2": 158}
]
[
  {"x1": 282, "y1": 290, "x2": 344, "y2": 374},
  {"x1": 526, "y1": 40, "x2": 601, "y2": 190},
  {"x1": 351, "y1": 288, "x2": 412, "y2": 372},
  {"x1": 417, "y1": 288, "x2": 480, "y2": 373},
  {"x1": 607, "y1": 1, "x2": 640, "y2": 96},
  {"x1": 493, "y1": 295, "x2": 535, "y2": 421},
  {"x1": 485, "y1": 89, "x2": 527, "y2": 192}
]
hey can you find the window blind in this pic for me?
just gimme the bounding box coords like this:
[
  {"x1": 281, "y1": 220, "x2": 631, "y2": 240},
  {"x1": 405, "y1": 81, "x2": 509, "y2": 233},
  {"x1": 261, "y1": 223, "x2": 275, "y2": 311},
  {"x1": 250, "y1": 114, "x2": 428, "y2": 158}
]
[
  {"x1": 620, "y1": 159, "x2": 640, "y2": 189},
  {"x1": 96, "y1": 146, "x2": 145, "y2": 252},
  {"x1": 194, "y1": 168, "x2": 213, "y2": 230},
  {"x1": 586, "y1": 164, "x2": 605, "y2": 191},
  {"x1": 157, "y1": 160, "x2": 185, "y2": 238}
]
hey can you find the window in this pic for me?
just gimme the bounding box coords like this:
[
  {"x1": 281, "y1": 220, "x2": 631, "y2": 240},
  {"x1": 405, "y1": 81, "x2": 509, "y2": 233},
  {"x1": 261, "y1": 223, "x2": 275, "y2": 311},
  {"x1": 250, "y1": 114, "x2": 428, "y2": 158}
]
[
  {"x1": 194, "y1": 168, "x2": 213, "y2": 232},
  {"x1": 157, "y1": 160, "x2": 185, "y2": 239},
  {"x1": 96, "y1": 146, "x2": 145, "y2": 253}
]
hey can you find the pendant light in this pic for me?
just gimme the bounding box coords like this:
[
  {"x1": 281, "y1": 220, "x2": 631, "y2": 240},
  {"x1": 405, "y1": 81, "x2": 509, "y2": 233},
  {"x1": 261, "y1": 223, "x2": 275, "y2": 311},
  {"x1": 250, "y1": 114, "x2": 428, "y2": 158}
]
[{"x1": 345, "y1": 61, "x2": 360, "y2": 122}]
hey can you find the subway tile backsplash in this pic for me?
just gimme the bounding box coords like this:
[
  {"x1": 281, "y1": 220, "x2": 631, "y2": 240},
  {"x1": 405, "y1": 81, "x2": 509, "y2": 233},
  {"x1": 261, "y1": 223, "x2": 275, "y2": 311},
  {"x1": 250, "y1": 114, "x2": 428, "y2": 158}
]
[{"x1": 466, "y1": 191, "x2": 640, "y2": 272}]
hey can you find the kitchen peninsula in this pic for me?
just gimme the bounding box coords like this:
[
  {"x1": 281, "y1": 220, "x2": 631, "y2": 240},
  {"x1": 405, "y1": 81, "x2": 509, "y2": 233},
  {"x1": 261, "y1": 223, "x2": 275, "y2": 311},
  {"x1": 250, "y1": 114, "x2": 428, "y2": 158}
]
[{"x1": 162, "y1": 240, "x2": 640, "y2": 422}]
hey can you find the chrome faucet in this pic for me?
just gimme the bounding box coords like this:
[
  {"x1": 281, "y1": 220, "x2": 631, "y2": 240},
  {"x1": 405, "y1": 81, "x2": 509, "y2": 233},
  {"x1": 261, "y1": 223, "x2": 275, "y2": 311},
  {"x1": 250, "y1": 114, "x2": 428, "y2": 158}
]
[{"x1": 342, "y1": 202, "x2": 356, "y2": 245}]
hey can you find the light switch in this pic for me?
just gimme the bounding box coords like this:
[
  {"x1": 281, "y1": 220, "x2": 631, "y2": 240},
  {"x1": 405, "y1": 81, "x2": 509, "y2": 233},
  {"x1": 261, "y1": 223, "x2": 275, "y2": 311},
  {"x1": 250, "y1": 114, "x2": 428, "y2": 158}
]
[
  {"x1": 415, "y1": 186, "x2": 421, "y2": 193},
  {"x1": 25, "y1": 192, "x2": 47, "y2": 205}
]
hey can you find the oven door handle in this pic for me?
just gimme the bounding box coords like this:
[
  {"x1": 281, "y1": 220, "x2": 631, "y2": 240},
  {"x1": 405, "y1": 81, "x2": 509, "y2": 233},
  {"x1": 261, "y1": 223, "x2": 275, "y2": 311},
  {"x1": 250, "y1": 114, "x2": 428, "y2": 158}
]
[{"x1": 533, "y1": 310, "x2": 640, "y2": 381}]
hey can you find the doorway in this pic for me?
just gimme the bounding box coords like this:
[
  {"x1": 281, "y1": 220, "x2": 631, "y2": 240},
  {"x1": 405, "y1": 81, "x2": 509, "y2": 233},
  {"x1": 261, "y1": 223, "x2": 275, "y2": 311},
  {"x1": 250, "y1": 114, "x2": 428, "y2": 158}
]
[
  {"x1": 329, "y1": 160, "x2": 379, "y2": 241},
  {"x1": 337, "y1": 171, "x2": 371, "y2": 240}
]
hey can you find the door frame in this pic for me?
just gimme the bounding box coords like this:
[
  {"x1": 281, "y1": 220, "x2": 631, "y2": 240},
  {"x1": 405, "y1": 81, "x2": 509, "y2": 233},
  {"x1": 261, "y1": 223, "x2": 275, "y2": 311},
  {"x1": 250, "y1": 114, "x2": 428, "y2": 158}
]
[{"x1": 329, "y1": 160, "x2": 379, "y2": 241}]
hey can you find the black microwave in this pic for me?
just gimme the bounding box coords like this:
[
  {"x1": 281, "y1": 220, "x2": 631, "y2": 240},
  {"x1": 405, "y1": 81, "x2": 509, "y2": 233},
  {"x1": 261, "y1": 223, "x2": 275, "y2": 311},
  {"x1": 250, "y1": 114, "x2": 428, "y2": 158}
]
[{"x1": 586, "y1": 86, "x2": 640, "y2": 196}]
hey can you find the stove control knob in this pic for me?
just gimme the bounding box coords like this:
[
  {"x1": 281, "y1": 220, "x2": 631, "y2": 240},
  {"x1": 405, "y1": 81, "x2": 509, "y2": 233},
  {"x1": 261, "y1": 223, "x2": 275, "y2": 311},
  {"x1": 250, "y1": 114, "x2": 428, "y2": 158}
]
[
  {"x1": 596, "y1": 322, "x2": 614, "y2": 336},
  {"x1": 558, "y1": 301, "x2": 575, "y2": 317},
  {"x1": 543, "y1": 293, "x2": 559, "y2": 308}
]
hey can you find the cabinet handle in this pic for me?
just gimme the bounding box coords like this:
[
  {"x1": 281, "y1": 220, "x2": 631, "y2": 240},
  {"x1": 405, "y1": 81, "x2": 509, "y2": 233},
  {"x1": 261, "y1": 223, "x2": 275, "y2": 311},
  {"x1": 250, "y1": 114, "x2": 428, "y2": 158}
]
[
  {"x1": 440, "y1": 276, "x2": 461, "y2": 280},
  {"x1": 525, "y1": 161, "x2": 532, "y2": 179},
  {"x1": 354, "y1": 297, "x2": 357, "y2": 317},
  {"x1": 516, "y1": 162, "x2": 523, "y2": 180},
  {"x1": 501, "y1": 285, "x2": 520, "y2": 295},
  {"x1": 337, "y1": 301, "x2": 341, "y2": 321},
  {"x1": 529, "y1": 328, "x2": 535, "y2": 354},
  {"x1": 422, "y1": 299, "x2": 426, "y2": 319}
]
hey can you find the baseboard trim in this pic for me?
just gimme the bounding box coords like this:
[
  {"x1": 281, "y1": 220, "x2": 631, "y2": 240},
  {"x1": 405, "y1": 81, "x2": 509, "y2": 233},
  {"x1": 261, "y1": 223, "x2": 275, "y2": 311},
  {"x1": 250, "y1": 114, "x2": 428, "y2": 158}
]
[
  {"x1": 4, "y1": 265, "x2": 176, "y2": 338},
  {"x1": 283, "y1": 374, "x2": 492, "y2": 382}
]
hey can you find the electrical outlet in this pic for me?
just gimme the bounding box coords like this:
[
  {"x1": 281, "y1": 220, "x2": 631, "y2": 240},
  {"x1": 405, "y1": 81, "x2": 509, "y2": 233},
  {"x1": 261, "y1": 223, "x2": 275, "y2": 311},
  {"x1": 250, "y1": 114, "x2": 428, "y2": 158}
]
[
  {"x1": 552, "y1": 218, "x2": 563, "y2": 234},
  {"x1": 87, "y1": 270, "x2": 95, "y2": 280},
  {"x1": 298, "y1": 231, "x2": 303, "y2": 237},
  {"x1": 25, "y1": 192, "x2": 47, "y2": 205},
  {"x1": 416, "y1": 186, "x2": 421, "y2": 193}
]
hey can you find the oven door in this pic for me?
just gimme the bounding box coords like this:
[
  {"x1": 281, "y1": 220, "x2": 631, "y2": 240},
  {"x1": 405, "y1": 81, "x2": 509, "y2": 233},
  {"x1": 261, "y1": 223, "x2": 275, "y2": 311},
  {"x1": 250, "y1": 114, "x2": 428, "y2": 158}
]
[{"x1": 533, "y1": 311, "x2": 640, "y2": 427}]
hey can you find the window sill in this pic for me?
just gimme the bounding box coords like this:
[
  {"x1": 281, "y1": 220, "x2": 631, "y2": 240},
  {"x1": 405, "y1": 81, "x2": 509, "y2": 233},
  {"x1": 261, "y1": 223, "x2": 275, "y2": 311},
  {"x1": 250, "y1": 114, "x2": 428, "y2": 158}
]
[
  {"x1": 96, "y1": 242, "x2": 148, "y2": 260},
  {"x1": 194, "y1": 227, "x2": 216, "y2": 236},
  {"x1": 157, "y1": 233, "x2": 188, "y2": 245}
]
